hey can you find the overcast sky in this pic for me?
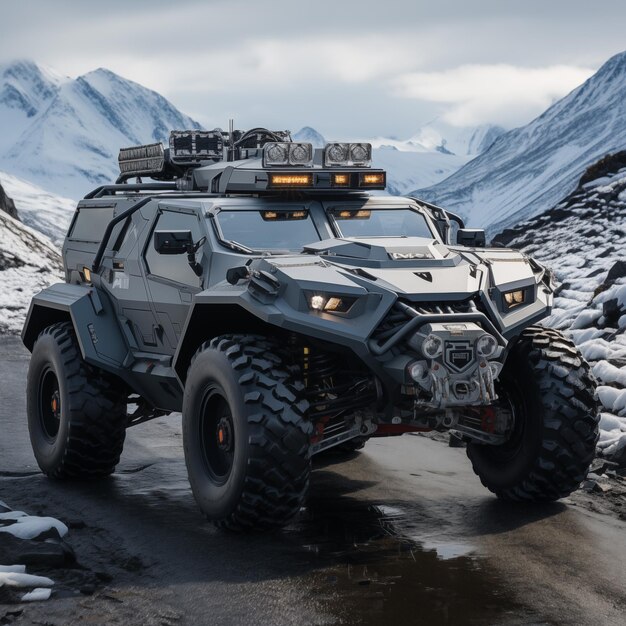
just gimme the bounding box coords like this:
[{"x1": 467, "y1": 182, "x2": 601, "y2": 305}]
[{"x1": 2, "y1": 0, "x2": 625, "y2": 137}]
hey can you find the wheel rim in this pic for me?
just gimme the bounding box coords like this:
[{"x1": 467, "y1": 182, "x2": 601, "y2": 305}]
[
  {"x1": 39, "y1": 367, "x2": 61, "y2": 442},
  {"x1": 199, "y1": 386, "x2": 235, "y2": 484},
  {"x1": 486, "y1": 377, "x2": 527, "y2": 461}
]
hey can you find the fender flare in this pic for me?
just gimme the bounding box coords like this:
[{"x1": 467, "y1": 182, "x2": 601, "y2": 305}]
[{"x1": 22, "y1": 283, "x2": 129, "y2": 376}]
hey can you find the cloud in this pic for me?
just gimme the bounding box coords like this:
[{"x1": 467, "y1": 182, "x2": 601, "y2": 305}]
[{"x1": 392, "y1": 64, "x2": 595, "y2": 126}]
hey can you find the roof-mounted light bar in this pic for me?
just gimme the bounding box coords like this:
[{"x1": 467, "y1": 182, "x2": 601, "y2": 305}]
[
  {"x1": 263, "y1": 142, "x2": 313, "y2": 167},
  {"x1": 324, "y1": 142, "x2": 372, "y2": 167},
  {"x1": 118, "y1": 142, "x2": 165, "y2": 178},
  {"x1": 266, "y1": 169, "x2": 386, "y2": 190},
  {"x1": 169, "y1": 130, "x2": 223, "y2": 164}
]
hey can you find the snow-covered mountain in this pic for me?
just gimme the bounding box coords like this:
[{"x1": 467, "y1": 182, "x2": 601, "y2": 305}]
[
  {"x1": 0, "y1": 59, "x2": 501, "y2": 205},
  {"x1": 0, "y1": 60, "x2": 201, "y2": 199},
  {"x1": 415, "y1": 51, "x2": 626, "y2": 231},
  {"x1": 292, "y1": 124, "x2": 500, "y2": 196},
  {"x1": 492, "y1": 152, "x2": 626, "y2": 461},
  {"x1": 0, "y1": 181, "x2": 63, "y2": 334},
  {"x1": 293, "y1": 126, "x2": 326, "y2": 148},
  {"x1": 403, "y1": 122, "x2": 505, "y2": 157}
]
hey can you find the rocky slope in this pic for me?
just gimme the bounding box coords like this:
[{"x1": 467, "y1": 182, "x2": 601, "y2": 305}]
[
  {"x1": 0, "y1": 171, "x2": 75, "y2": 245},
  {"x1": 493, "y1": 152, "x2": 626, "y2": 462},
  {"x1": 0, "y1": 181, "x2": 18, "y2": 220},
  {"x1": 416, "y1": 51, "x2": 626, "y2": 232},
  {"x1": 0, "y1": 184, "x2": 63, "y2": 334}
]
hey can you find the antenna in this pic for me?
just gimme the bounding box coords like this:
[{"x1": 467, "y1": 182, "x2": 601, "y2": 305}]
[{"x1": 228, "y1": 118, "x2": 235, "y2": 161}]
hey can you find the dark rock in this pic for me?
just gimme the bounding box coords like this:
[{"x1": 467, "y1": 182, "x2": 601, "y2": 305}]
[
  {"x1": 67, "y1": 519, "x2": 86, "y2": 530},
  {"x1": 0, "y1": 533, "x2": 75, "y2": 567},
  {"x1": 0, "y1": 586, "x2": 22, "y2": 606},
  {"x1": 33, "y1": 526, "x2": 63, "y2": 541},
  {"x1": 0, "y1": 183, "x2": 18, "y2": 220},
  {"x1": 606, "y1": 260, "x2": 626, "y2": 282},
  {"x1": 603, "y1": 298, "x2": 623, "y2": 327},
  {"x1": 448, "y1": 432, "x2": 466, "y2": 448},
  {"x1": 579, "y1": 151, "x2": 626, "y2": 186},
  {"x1": 609, "y1": 444, "x2": 626, "y2": 469}
]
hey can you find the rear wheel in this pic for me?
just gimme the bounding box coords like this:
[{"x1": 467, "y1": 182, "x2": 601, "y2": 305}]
[
  {"x1": 183, "y1": 335, "x2": 312, "y2": 530},
  {"x1": 26, "y1": 322, "x2": 128, "y2": 479},
  {"x1": 467, "y1": 326, "x2": 599, "y2": 501}
]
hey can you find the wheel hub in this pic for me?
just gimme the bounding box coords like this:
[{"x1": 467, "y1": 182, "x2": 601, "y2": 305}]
[
  {"x1": 50, "y1": 390, "x2": 61, "y2": 420},
  {"x1": 216, "y1": 416, "x2": 233, "y2": 452},
  {"x1": 39, "y1": 368, "x2": 61, "y2": 441}
]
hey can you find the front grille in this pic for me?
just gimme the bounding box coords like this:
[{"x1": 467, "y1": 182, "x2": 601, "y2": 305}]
[{"x1": 371, "y1": 300, "x2": 476, "y2": 348}]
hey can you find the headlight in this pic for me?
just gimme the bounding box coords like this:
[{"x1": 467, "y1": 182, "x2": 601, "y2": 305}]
[
  {"x1": 476, "y1": 334, "x2": 498, "y2": 358},
  {"x1": 308, "y1": 294, "x2": 356, "y2": 313},
  {"x1": 503, "y1": 289, "x2": 526, "y2": 308}
]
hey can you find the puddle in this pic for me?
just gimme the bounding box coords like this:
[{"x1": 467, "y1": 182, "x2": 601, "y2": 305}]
[
  {"x1": 283, "y1": 474, "x2": 538, "y2": 625},
  {"x1": 419, "y1": 540, "x2": 475, "y2": 560}
]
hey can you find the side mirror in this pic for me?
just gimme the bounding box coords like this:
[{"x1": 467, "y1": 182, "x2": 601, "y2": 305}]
[
  {"x1": 154, "y1": 230, "x2": 194, "y2": 255},
  {"x1": 456, "y1": 228, "x2": 486, "y2": 248}
]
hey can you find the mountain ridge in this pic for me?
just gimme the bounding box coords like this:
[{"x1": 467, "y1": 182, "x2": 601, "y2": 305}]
[{"x1": 414, "y1": 50, "x2": 626, "y2": 230}]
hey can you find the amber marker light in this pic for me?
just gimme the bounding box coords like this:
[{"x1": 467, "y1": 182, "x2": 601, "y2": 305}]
[
  {"x1": 332, "y1": 173, "x2": 350, "y2": 187},
  {"x1": 359, "y1": 172, "x2": 386, "y2": 187},
  {"x1": 269, "y1": 173, "x2": 313, "y2": 187}
]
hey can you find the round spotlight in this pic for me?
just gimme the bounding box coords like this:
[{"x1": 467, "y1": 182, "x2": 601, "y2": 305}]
[
  {"x1": 327, "y1": 143, "x2": 349, "y2": 163},
  {"x1": 477, "y1": 334, "x2": 498, "y2": 358},
  {"x1": 421, "y1": 334, "x2": 443, "y2": 359},
  {"x1": 265, "y1": 143, "x2": 288, "y2": 164},
  {"x1": 350, "y1": 143, "x2": 370, "y2": 163},
  {"x1": 289, "y1": 143, "x2": 312, "y2": 165}
]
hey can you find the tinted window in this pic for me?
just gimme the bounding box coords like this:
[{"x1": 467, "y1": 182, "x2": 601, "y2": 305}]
[
  {"x1": 216, "y1": 209, "x2": 320, "y2": 252},
  {"x1": 69, "y1": 207, "x2": 115, "y2": 242},
  {"x1": 333, "y1": 209, "x2": 433, "y2": 239},
  {"x1": 145, "y1": 211, "x2": 204, "y2": 287}
]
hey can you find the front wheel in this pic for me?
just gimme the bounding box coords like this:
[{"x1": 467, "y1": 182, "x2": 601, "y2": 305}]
[
  {"x1": 467, "y1": 326, "x2": 599, "y2": 501},
  {"x1": 182, "y1": 335, "x2": 312, "y2": 530}
]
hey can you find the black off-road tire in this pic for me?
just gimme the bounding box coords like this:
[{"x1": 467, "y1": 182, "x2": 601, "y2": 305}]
[
  {"x1": 26, "y1": 322, "x2": 128, "y2": 479},
  {"x1": 467, "y1": 326, "x2": 599, "y2": 501},
  {"x1": 183, "y1": 334, "x2": 312, "y2": 531}
]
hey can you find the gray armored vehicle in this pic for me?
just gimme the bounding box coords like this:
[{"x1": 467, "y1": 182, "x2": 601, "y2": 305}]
[{"x1": 22, "y1": 127, "x2": 599, "y2": 530}]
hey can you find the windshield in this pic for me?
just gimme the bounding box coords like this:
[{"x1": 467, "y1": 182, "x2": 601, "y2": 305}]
[
  {"x1": 215, "y1": 209, "x2": 321, "y2": 252},
  {"x1": 332, "y1": 208, "x2": 434, "y2": 239}
]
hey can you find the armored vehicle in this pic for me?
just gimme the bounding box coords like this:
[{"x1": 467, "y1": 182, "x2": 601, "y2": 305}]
[{"x1": 22, "y1": 127, "x2": 599, "y2": 530}]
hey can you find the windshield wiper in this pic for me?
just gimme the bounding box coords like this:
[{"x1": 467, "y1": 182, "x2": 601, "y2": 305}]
[{"x1": 220, "y1": 239, "x2": 256, "y2": 254}]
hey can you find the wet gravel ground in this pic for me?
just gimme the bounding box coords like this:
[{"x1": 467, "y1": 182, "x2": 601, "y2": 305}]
[{"x1": 1, "y1": 335, "x2": 625, "y2": 625}]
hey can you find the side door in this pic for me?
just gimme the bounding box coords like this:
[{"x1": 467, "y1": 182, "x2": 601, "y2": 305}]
[{"x1": 143, "y1": 207, "x2": 208, "y2": 353}]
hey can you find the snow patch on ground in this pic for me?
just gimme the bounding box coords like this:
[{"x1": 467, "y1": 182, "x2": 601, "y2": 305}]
[
  {"x1": 21, "y1": 587, "x2": 53, "y2": 602},
  {"x1": 0, "y1": 515, "x2": 68, "y2": 540},
  {"x1": 0, "y1": 502, "x2": 68, "y2": 603}
]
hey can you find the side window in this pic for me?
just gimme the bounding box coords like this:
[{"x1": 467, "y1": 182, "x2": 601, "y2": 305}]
[
  {"x1": 69, "y1": 207, "x2": 115, "y2": 242},
  {"x1": 145, "y1": 210, "x2": 204, "y2": 287}
]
